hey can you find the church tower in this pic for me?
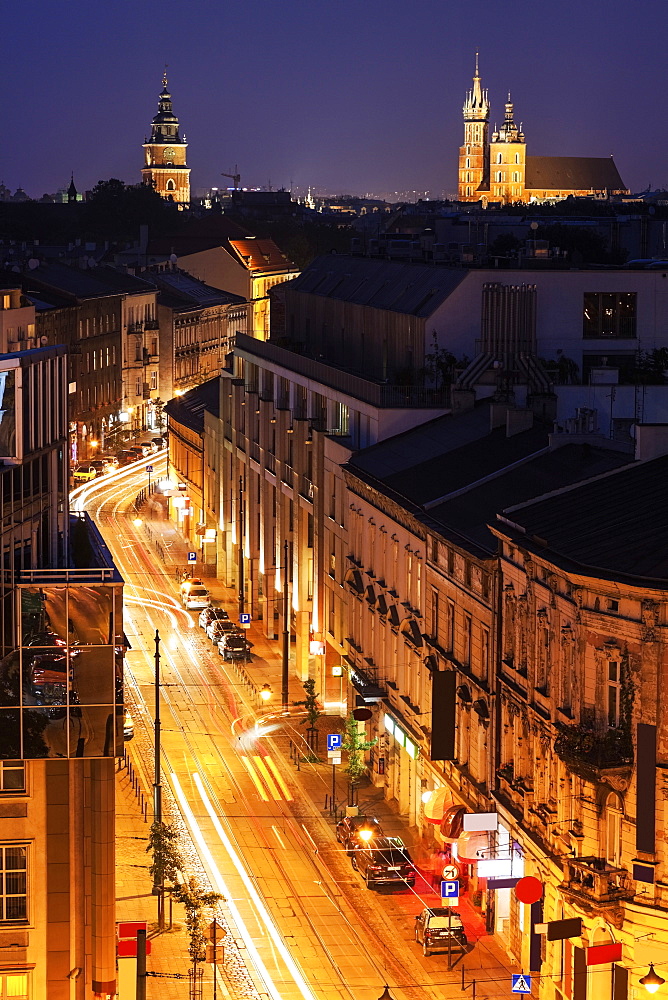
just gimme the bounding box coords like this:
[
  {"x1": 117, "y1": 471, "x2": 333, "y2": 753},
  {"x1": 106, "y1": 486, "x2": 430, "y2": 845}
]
[
  {"x1": 142, "y1": 72, "x2": 190, "y2": 207},
  {"x1": 458, "y1": 54, "x2": 490, "y2": 201},
  {"x1": 488, "y1": 95, "x2": 526, "y2": 204}
]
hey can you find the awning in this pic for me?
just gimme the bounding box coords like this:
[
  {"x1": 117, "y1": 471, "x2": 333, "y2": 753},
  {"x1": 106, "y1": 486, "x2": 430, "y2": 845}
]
[
  {"x1": 455, "y1": 830, "x2": 492, "y2": 862},
  {"x1": 423, "y1": 786, "x2": 453, "y2": 824},
  {"x1": 377, "y1": 593, "x2": 388, "y2": 617},
  {"x1": 401, "y1": 617, "x2": 424, "y2": 648},
  {"x1": 440, "y1": 805, "x2": 466, "y2": 842}
]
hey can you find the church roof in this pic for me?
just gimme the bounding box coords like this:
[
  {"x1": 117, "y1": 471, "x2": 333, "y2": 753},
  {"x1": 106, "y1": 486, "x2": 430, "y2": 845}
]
[{"x1": 525, "y1": 156, "x2": 627, "y2": 192}]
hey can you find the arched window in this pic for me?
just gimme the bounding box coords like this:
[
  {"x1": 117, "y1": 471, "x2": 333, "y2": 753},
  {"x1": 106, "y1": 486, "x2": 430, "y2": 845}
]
[
  {"x1": 497, "y1": 153, "x2": 503, "y2": 164},
  {"x1": 466, "y1": 158, "x2": 471, "y2": 169},
  {"x1": 513, "y1": 172, "x2": 520, "y2": 183},
  {"x1": 605, "y1": 792, "x2": 623, "y2": 866},
  {"x1": 496, "y1": 171, "x2": 503, "y2": 183},
  {"x1": 515, "y1": 153, "x2": 520, "y2": 164},
  {"x1": 166, "y1": 179, "x2": 175, "y2": 192},
  {"x1": 466, "y1": 186, "x2": 471, "y2": 196}
]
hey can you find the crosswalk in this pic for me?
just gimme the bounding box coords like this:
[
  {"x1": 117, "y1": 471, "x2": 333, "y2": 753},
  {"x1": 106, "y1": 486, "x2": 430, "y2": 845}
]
[{"x1": 240, "y1": 754, "x2": 294, "y2": 802}]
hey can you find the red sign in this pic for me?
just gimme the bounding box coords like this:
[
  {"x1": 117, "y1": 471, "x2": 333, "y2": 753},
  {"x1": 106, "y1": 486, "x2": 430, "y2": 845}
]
[
  {"x1": 515, "y1": 876, "x2": 543, "y2": 904},
  {"x1": 586, "y1": 942, "x2": 622, "y2": 966},
  {"x1": 117, "y1": 939, "x2": 151, "y2": 958},
  {"x1": 117, "y1": 921, "x2": 147, "y2": 938}
]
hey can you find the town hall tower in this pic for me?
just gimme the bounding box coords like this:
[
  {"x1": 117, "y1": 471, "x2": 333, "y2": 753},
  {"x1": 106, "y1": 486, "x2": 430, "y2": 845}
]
[{"x1": 142, "y1": 72, "x2": 190, "y2": 206}]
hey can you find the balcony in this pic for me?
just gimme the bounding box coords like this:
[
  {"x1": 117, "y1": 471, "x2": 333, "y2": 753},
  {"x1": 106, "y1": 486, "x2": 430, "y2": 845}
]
[
  {"x1": 560, "y1": 857, "x2": 635, "y2": 907},
  {"x1": 145, "y1": 318, "x2": 159, "y2": 330},
  {"x1": 554, "y1": 722, "x2": 633, "y2": 785}
]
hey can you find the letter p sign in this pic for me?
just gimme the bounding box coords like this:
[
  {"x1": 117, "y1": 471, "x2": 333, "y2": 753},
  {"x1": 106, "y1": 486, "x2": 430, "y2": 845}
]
[{"x1": 441, "y1": 879, "x2": 460, "y2": 900}]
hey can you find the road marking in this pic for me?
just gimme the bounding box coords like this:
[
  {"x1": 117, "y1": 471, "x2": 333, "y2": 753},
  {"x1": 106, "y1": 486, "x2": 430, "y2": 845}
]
[
  {"x1": 272, "y1": 825, "x2": 287, "y2": 850},
  {"x1": 240, "y1": 756, "x2": 269, "y2": 801},
  {"x1": 264, "y1": 756, "x2": 293, "y2": 801},
  {"x1": 252, "y1": 755, "x2": 282, "y2": 800}
]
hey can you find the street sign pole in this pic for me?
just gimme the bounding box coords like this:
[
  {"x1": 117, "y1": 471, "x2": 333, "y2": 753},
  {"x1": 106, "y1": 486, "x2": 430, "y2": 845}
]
[
  {"x1": 332, "y1": 762, "x2": 336, "y2": 815},
  {"x1": 448, "y1": 908, "x2": 452, "y2": 971}
]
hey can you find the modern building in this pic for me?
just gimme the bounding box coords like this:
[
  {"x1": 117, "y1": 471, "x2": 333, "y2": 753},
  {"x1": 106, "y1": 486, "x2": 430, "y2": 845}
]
[
  {"x1": 458, "y1": 57, "x2": 628, "y2": 205},
  {"x1": 0, "y1": 344, "x2": 124, "y2": 999},
  {"x1": 142, "y1": 72, "x2": 191, "y2": 207}
]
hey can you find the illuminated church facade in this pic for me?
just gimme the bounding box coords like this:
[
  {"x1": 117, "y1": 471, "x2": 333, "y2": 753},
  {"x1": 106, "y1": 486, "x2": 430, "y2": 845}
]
[
  {"x1": 458, "y1": 57, "x2": 628, "y2": 205},
  {"x1": 142, "y1": 73, "x2": 191, "y2": 206}
]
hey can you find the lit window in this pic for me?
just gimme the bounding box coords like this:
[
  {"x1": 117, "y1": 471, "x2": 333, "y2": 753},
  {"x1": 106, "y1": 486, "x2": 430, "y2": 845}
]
[
  {"x1": 384, "y1": 714, "x2": 394, "y2": 735},
  {"x1": 1, "y1": 973, "x2": 28, "y2": 999},
  {"x1": 0, "y1": 763, "x2": 25, "y2": 794},
  {"x1": 0, "y1": 846, "x2": 27, "y2": 922}
]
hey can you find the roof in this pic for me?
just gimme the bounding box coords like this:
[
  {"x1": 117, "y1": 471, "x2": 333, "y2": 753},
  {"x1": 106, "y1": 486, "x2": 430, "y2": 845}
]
[
  {"x1": 228, "y1": 238, "x2": 295, "y2": 274},
  {"x1": 164, "y1": 378, "x2": 220, "y2": 434},
  {"x1": 152, "y1": 269, "x2": 244, "y2": 309},
  {"x1": 498, "y1": 454, "x2": 668, "y2": 583},
  {"x1": 346, "y1": 402, "x2": 633, "y2": 557},
  {"x1": 146, "y1": 216, "x2": 253, "y2": 257},
  {"x1": 20, "y1": 261, "x2": 156, "y2": 301},
  {"x1": 288, "y1": 254, "x2": 469, "y2": 317},
  {"x1": 525, "y1": 156, "x2": 627, "y2": 192}
]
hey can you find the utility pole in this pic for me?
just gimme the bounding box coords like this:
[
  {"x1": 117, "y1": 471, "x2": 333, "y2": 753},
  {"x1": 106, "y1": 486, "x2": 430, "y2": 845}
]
[
  {"x1": 282, "y1": 539, "x2": 289, "y2": 712},
  {"x1": 153, "y1": 630, "x2": 164, "y2": 928},
  {"x1": 238, "y1": 476, "x2": 245, "y2": 617}
]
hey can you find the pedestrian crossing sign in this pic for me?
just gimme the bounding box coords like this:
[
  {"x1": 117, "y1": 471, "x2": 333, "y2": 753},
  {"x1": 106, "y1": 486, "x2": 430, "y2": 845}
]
[{"x1": 512, "y1": 973, "x2": 532, "y2": 993}]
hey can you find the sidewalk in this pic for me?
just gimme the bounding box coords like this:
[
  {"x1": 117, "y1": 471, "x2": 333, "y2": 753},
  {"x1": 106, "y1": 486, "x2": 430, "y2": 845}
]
[{"x1": 121, "y1": 497, "x2": 520, "y2": 998}]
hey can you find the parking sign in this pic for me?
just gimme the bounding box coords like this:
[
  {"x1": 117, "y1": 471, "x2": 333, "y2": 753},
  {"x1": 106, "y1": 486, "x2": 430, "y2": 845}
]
[
  {"x1": 327, "y1": 734, "x2": 342, "y2": 752},
  {"x1": 441, "y1": 879, "x2": 460, "y2": 899},
  {"x1": 187, "y1": 551, "x2": 197, "y2": 563},
  {"x1": 239, "y1": 613, "x2": 251, "y2": 625}
]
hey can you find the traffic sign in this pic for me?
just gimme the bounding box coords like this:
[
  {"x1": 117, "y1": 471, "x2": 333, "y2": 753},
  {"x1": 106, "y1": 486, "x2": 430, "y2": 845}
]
[
  {"x1": 146, "y1": 465, "x2": 153, "y2": 473},
  {"x1": 187, "y1": 551, "x2": 197, "y2": 563},
  {"x1": 328, "y1": 752, "x2": 341, "y2": 764},
  {"x1": 441, "y1": 879, "x2": 460, "y2": 899},
  {"x1": 327, "y1": 734, "x2": 342, "y2": 751},
  {"x1": 239, "y1": 613, "x2": 251, "y2": 624},
  {"x1": 441, "y1": 864, "x2": 459, "y2": 881},
  {"x1": 511, "y1": 973, "x2": 532, "y2": 994}
]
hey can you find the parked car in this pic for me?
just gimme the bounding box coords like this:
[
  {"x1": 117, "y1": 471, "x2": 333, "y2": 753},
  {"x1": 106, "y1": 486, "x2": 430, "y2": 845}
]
[
  {"x1": 414, "y1": 907, "x2": 467, "y2": 956},
  {"x1": 336, "y1": 815, "x2": 384, "y2": 854},
  {"x1": 207, "y1": 619, "x2": 241, "y2": 643},
  {"x1": 116, "y1": 450, "x2": 137, "y2": 467},
  {"x1": 182, "y1": 587, "x2": 210, "y2": 610},
  {"x1": 351, "y1": 837, "x2": 416, "y2": 889},
  {"x1": 129, "y1": 445, "x2": 146, "y2": 460},
  {"x1": 72, "y1": 465, "x2": 98, "y2": 482},
  {"x1": 198, "y1": 607, "x2": 229, "y2": 629},
  {"x1": 150, "y1": 437, "x2": 165, "y2": 452},
  {"x1": 181, "y1": 577, "x2": 204, "y2": 600},
  {"x1": 217, "y1": 632, "x2": 251, "y2": 662},
  {"x1": 123, "y1": 710, "x2": 135, "y2": 741}
]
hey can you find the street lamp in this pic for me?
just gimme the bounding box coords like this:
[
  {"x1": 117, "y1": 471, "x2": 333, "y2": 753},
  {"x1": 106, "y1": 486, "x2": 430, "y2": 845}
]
[
  {"x1": 641, "y1": 965, "x2": 666, "y2": 993},
  {"x1": 132, "y1": 517, "x2": 143, "y2": 528},
  {"x1": 259, "y1": 684, "x2": 272, "y2": 702},
  {"x1": 377, "y1": 989, "x2": 394, "y2": 1000}
]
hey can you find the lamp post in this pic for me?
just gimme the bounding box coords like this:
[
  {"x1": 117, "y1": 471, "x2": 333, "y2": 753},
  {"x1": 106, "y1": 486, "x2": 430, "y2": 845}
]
[
  {"x1": 238, "y1": 476, "x2": 245, "y2": 617},
  {"x1": 461, "y1": 965, "x2": 477, "y2": 999},
  {"x1": 152, "y1": 629, "x2": 164, "y2": 928},
  {"x1": 281, "y1": 539, "x2": 289, "y2": 712}
]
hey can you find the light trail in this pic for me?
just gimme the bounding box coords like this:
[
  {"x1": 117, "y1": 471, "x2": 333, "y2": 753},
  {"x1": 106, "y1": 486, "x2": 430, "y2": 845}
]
[
  {"x1": 191, "y1": 771, "x2": 318, "y2": 1000},
  {"x1": 170, "y1": 772, "x2": 290, "y2": 1000}
]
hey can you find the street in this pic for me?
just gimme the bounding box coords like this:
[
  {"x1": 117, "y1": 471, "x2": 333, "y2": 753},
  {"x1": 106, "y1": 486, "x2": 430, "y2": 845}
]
[{"x1": 74, "y1": 458, "x2": 517, "y2": 1000}]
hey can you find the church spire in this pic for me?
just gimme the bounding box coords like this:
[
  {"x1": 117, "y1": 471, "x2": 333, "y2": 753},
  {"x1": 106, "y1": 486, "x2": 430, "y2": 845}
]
[{"x1": 463, "y1": 52, "x2": 489, "y2": 121}]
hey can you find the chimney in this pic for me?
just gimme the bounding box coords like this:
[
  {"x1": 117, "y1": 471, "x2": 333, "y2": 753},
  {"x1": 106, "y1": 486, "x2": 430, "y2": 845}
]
[{"x1": 506, "y1": 408, "x2": 534, "y2": 437}]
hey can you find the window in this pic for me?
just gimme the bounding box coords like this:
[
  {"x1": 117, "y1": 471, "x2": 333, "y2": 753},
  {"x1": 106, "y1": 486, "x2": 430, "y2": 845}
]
[
  {"x1": 430, "y1": 588, "x2": 439, "y2": 641},
  {"x1": 466, "y1": 158, "x2": 470, "y2": 169},
  {"x1": 0, "y1": 764, "x2": 24, "y2": 794},
  {"x1": 445, "y1": 600, "x2": 455, "y2": 652},
  {"x1": 0, "y1": 973, "x2": 28, "y2": 999},
  {"x1": 135, "y1": 377, "x2": 141, "y2": 397},
  {"x1": 150, "y1": 372, "x2": 157, "y2": 391},
  {"x1": 605, "y1": 792, "x2": 623, "y2": 866},
  {"x1": 463, "y1": 614, "x2": 472, "y2": 666},
  {"x1": 481, "y1": 627, "x2": 490, "y2": 679},
  {"x1": 166, "y1": 179, "x2": 175, "y2": 191},
  {"x1": 608, "y1": 661, "x2": 621, "y2": 727},
  {"x1": 0, "y1": 846, "x2": 27, "y2": 921},
  {"x1": 583, "y1": 293, "x2": 637, "y2": 339},
  {"x1": 607, "y1": 598, "x2": 619, "y2": 612},
  {"x1": 497, "y1": 153, "x2": 503, "y2": 164}
]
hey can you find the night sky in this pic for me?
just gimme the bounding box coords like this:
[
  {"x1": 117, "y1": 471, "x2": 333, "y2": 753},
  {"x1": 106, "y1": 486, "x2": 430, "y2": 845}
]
[{"x1": 4, "y1": 0, "x2": 666, "y2": 201}]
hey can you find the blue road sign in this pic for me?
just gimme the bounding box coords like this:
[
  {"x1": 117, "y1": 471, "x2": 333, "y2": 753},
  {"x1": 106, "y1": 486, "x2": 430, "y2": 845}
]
[
  {"x1": 146, "y1": 465, "x2": 153, "y2": 473},
  {"x1": 239, "y1": 613, "x2": 251, "y2": 625},
  {"x1": 187, "y1": 551, "x2": 197, "y2": 563},
  {"x1": 327, "y1": 734, "x2": 342, "y2": 751},
  {"x1": 441, "y1": 880, "x2": 460, "y2": 899},
  {"x1": 512, "y1": 973, "x2": 532, "y2": 994}
]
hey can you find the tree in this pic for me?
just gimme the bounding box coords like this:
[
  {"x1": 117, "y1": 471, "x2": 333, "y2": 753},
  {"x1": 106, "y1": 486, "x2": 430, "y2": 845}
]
[
  {"x1": 422, "y1": 331, "x2": 458, "y2": 389},
  {"x1": 341, "y1": 713, "x2": 377, "y2": 806},
  {"x1": 171, "y1": 876, "x2": 222, "y2": 996},
  {"x1": 294, "y1": 677, "x2": 322, "y2": 750}
]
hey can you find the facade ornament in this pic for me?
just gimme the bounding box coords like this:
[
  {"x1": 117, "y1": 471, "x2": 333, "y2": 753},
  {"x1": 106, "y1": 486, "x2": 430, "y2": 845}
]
[
  {"x1": 537, "y1": 607, "x2": 548, "y2": 624},
  {"x1": 642, "y1": 599, "x2": 660, "y2": 642}
]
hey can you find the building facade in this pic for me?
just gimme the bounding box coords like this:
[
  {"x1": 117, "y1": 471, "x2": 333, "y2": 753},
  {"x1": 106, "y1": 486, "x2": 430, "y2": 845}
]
[{"x1": 142, "y1": 72, "x2": 190, "y2": 207}]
